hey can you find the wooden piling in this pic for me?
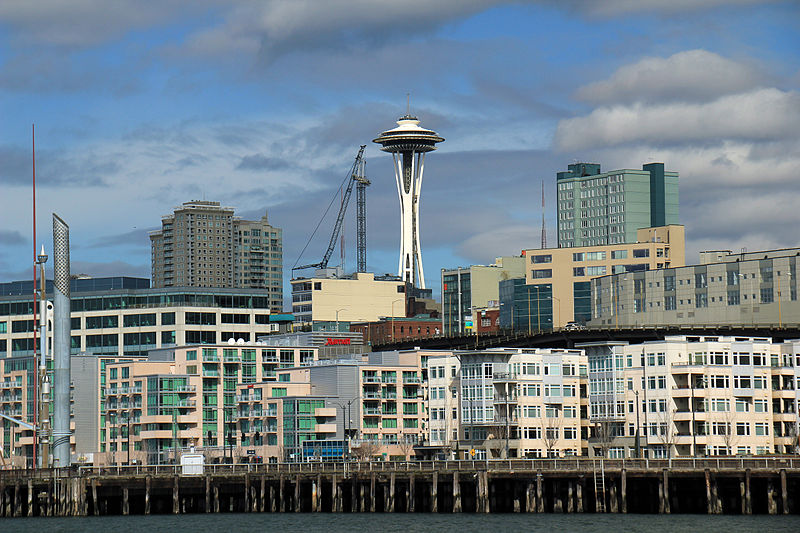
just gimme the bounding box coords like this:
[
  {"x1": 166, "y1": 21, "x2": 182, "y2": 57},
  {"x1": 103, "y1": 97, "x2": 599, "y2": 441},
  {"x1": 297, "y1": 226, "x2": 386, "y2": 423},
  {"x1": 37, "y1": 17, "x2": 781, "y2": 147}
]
[
  {"x1": 213, "y1": 484, "x2": 220, "y2": 513},
  {"x1": 244, "y1": 473, "x2": 251, "y2": 513},
  {"x1": 123, "y1": 486, "x2": 129, "y2": 515},
  {"x1": 767, "y1": 479, "x2": 777, "y2": 515},
  {"x1": 408, "y1": 474, "x2": 415, "y2": 513},
  {"x1": 431, "y1": 471, "x2": 438, "y2": 513},
  {"x1": 279, "y1": 475, "x2": 285, "y2": 512},
  {"x1": 705, "y1": 469, "x2": 712, "y2": 514},
  {"x1": 389, "y1": 473, "x2": 396, "y2": 513},
  {"x1": 370, "y1": 473, "x2": 376, "y2": 512},
  {"x1": 92, "y1": 477, "x2": 100, "y2": 516},
  {"x1": 577, "y1": 477, "x2": 585, "y2": 513},
  {"x1": 332, "y1": 475, "x2": 340, "y2": 512},
  {"x1": 27, "y1": 479, "x2": 33, "y2": 517},
  {"x1": 270, "y1": 481, "x2": 277, "y2": 513},
  {"x1": 14, "y1": 480, "x2": 21, "y2": 517},
  {"x1": 294, "y1": 475, "x2": 301, "y2": 513},
  {"x1": 780, "y1": 469, "x2": 788, "y2": 515},
  {"x1": 658, "y1": 480, "x2": 665, "y2": 514},
  {"x1": 536, "y1": 473, "x2": 544, "y2": 513},
  {"x1": 173, "y1": 475, "x2": 180, "y2": 514},
  {"x1": 526, "y1": 481, "x2": 535, "y2": 513},
  {"x1": 744, "y1": 469, "x2": 753, "y2": 515},
  {"x1": 205, "y1": 475, "x2": 211, "y2": 513},
  {"x1": 568, "y1": 481, "x2": 575, "y2": 513},
  {"x1": 663, "y1": 469, "x2": 670, "y2": 514},
  {"x1": 620, "y1": 469, "x2": 626, "y2": 513},
  {"x1": 351, "y1": 475, "x2": 358, "y2": 513},
  {"x1": 260, "y1": 475, "x2": 265, "y2": 512},
  {"x1": 452, "y1": 472, "x2": 461, "y2": 513}
]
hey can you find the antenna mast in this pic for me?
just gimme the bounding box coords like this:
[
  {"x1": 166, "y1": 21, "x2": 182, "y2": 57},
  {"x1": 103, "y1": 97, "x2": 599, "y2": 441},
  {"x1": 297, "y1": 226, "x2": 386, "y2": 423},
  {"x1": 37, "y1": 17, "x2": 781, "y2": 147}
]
[{"x1": 541, "y1": 180, "x2": 547, "y2": 249}]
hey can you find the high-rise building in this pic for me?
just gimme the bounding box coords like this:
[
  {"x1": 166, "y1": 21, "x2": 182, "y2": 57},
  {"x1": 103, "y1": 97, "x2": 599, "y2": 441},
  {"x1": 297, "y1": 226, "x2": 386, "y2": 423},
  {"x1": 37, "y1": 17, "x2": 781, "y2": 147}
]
[
  {"x1": 556, "y1": 162, "x2": 679, "y2": 248},
  {"x1": 150, "y1": 201, "x2": 283, "y2": 310}
]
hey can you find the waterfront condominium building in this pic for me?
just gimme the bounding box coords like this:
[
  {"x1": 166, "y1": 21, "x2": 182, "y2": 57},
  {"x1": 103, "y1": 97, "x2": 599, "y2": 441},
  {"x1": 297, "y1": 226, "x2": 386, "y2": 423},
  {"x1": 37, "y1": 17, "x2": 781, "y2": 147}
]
[
  {"x1": 441, "y1": 256, "x2": 526, "y2": 335},
  {"x1": 0, "y1": 277, "x2": 286, "y2": 359},
  {"x1": 150, "y1": 201, "x2": 283, "y2": 311},
  {"x1": 515, "y1": 225, "x2": 685, "y2": 329},
  {"x1": 556, "y1": 162, "x2": 679, "y2": 248},
  {"x1": 427, "y1": 348, "x2": 590, "y2": 459},
  {"x1": 589, "y1": 247, "x2": 800, "y2": 329},
  {"x1": 583, "y1": 336, "x2": 800, "y2": 458}
]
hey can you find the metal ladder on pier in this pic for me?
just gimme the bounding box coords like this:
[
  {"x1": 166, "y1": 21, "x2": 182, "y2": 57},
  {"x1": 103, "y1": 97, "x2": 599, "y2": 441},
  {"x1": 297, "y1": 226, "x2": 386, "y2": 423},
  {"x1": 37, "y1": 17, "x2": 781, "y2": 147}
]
[{"x1": 593, "y1": 459, "x2": 607, "y2": 512}]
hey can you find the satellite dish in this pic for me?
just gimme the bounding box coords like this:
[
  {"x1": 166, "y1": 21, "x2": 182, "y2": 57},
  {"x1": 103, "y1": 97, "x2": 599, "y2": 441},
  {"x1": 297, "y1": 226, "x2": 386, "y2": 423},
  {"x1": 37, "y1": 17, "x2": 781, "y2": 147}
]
[
  {"x1": 236, "y1": 338, "x2": 245, "y2": 345},
  {"x1": 227, "y1": 338, "x2": 236, "y2": 345}
]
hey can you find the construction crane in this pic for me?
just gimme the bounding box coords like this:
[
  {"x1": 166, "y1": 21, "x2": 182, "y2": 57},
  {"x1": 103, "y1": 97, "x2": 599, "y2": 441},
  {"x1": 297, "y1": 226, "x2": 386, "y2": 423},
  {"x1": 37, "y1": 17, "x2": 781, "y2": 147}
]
[{"x1": 293, "y1": 145, "x2": 369, "y2": 273}]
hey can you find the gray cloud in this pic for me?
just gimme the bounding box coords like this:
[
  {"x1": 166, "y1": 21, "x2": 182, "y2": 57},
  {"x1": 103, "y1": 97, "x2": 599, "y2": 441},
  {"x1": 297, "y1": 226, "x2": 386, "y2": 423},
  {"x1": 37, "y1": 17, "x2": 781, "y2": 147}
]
[
  {"x1": 556, "y1": 0, "x2": 782, "y2": 16},
  {"x1": 0, "y1": 230, "x2": 26, "y2": 246},
  {"x1": 236, "y1": 154, "x2": 291, "y2": 171},
  {"x1": 86, "y1": 227, "x2": 157, "y2": 250},
  {"x1": 0, "y1": 145, "x2": 112, "y2": 187},
  {"x1": 575, "y1": 49, "x2": 764, "y2": 105}
]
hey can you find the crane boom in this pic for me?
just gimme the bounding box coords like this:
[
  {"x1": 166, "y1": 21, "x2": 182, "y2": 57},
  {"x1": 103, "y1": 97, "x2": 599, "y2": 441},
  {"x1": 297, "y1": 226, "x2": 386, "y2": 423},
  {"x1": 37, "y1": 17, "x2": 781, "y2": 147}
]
[{"x1": 293, "y1": 145, "x2": 366, "y2": 272}]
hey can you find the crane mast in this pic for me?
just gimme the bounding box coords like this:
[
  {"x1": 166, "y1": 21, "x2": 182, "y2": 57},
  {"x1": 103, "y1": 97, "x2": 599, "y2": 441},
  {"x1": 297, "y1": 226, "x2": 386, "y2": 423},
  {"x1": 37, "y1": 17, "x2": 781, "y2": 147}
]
[{"x1": 293, "y1": 145, "x2": 369, "y2": 273}]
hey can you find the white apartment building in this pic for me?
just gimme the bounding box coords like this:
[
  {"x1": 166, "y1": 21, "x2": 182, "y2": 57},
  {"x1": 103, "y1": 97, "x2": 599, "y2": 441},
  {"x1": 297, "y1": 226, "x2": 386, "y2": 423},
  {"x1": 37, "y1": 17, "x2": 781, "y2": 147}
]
[
  {"x1": 427, "y1": 348, "x2": 589, "y2": 459},
  {"x1": 583, "y1": 336, "x2": 800, "y2": 458}
]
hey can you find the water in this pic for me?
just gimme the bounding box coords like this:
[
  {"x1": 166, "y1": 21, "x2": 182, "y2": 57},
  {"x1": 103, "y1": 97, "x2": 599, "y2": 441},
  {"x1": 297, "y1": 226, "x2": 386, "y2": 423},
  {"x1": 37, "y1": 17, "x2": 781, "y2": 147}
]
[{"x1": 2, "y1": 513, "x2": 799, "y2": 533}]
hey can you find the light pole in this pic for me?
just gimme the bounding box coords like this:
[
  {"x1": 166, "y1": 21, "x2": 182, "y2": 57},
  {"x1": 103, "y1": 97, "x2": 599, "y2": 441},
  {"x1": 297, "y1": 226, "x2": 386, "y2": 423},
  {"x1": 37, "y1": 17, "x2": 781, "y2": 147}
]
[
  {"x1": 391, "y1": 298, "x2": 404, "y2": 342},
  {"x1": 335, "y1": 308, "x2": 347, "y2": 333},
  {"x1": 551, "y1": 295, "x2": 561, "y2": 331},
  {"x1": 634, "y1": 389, "x2": 641, "y2": 458},
  {"x1": 36, "y1": 246, "x2": 49, "y2": 468}
]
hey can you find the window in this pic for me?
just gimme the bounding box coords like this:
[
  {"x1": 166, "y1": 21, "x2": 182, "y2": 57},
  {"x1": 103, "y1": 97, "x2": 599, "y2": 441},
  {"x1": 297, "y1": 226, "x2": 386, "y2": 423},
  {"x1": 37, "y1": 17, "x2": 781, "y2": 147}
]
[
  {"x1": 532, "y1": 269, "x2": 552, "y2": 279},
  {"x1": 532, "y1": 255, "x2": 552, "y2": 264},
  {"x1": 611, "y1": 250, "x2": 628, "y2": 259},
  {"x1": 755, "y1": 423, "x2": 769, "y2": 436},
  {"x1": 633, "y1": 249, "x2": 649, "y2": 258}
]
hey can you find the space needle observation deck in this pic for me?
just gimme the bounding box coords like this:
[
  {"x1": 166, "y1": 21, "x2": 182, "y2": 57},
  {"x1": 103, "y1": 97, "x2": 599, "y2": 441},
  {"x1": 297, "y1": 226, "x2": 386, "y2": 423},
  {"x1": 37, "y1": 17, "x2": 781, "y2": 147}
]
[{"x1": 373, "y1": 114, "x2": 444, "y2": 289}]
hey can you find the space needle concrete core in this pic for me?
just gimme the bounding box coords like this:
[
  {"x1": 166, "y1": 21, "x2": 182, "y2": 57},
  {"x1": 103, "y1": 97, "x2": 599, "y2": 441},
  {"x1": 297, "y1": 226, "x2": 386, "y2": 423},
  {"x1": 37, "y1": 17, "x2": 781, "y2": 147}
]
[{"x1": 373, "y1": 114, "x2": 444, "y2": 289}]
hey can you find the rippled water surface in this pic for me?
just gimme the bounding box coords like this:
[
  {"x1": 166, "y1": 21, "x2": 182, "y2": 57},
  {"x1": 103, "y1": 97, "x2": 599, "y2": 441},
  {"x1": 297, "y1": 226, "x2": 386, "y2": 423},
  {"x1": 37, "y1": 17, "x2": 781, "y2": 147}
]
[{"x1": 3, "y1": 513, "x2": 800, "y2": 533}]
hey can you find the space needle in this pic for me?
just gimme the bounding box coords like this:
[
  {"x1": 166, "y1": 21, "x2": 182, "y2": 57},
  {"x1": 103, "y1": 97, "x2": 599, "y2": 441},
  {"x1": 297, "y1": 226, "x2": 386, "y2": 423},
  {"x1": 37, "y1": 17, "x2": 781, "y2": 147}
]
[{"x1": 373, "y1": 111, "x2": 444, "y2": 289}]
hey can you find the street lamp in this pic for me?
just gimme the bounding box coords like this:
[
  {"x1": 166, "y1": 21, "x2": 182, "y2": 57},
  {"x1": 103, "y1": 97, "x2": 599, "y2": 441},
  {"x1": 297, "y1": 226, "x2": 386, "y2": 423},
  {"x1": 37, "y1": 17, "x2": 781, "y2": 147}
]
[
  {"x1": 335, "y1": 308, "x2": 347, "y2": 333},
  {"x1": 36, "y1": 245, "x2": 49, "y2": 468},
  {"x1": 333, "y1": 398, "x2": 359, "y2": 458},
  {"x1": 551, "y1": 295, "x2": 561, "y2": 331},
  {"x1": 634, "y1": 389, "x2": 641, "y2": 458},
  {"x1": 391, "y1": 298, "x2": 404, "y2": 342}
]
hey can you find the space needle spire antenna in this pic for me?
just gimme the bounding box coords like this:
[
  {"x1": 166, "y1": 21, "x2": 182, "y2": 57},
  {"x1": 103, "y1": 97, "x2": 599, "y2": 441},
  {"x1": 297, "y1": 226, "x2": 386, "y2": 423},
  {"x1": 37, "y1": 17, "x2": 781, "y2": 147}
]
[{"x1": 373, "y1": 104, "x2": 444, "y2": 289}]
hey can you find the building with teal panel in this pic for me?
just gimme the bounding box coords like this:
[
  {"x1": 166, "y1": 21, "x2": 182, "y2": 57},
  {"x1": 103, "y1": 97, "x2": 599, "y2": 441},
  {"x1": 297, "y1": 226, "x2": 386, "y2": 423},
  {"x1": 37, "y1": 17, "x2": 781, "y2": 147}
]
[{"x1": 556, "y1": 162, "x2": 679, "y2": 248}]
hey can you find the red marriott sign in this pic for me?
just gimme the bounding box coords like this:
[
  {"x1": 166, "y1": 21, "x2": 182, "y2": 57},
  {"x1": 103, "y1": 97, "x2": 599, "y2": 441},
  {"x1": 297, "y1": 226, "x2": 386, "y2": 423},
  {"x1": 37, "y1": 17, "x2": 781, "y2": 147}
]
[{"x1": 325, "y1": 338, "x2": 351, "y2": 346}]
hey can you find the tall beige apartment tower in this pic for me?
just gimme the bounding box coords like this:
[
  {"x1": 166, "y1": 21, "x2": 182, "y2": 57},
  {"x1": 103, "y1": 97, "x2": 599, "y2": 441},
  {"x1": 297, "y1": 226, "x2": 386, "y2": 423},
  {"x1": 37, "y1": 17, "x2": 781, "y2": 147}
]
[{"x1": 150, "y1": 201, "x2": 283, "y2": 310}]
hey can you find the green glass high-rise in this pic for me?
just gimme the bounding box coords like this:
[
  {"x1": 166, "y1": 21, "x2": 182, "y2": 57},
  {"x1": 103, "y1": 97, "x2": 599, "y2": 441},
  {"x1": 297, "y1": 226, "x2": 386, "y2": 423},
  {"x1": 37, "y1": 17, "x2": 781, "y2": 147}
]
[{"x1": 556, "y1": 162, "x2": 679, "y2": 248}]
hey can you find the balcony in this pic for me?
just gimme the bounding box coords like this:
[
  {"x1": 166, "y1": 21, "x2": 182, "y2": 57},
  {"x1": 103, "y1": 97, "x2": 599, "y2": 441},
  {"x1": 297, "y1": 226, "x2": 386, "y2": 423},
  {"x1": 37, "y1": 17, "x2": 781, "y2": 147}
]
[
  {"x1": 203, "y1": 370, "x2": 220, "y2": 377},
  {"x1": 494, "y1": 394, "x2": 518, "y2": 404},
  {"x1": 493, "y1": 372, "x2": 518, "y2": 383},
  {"x1": 0, "y1": 382, "x2": 22, "y2": 390},
  {"x1": 315, "y1": 407, "x2": 337, "y2": 417},
  {"x1": 362, "y1": 392, "x2": 381, "y2": 399},
  {"x1": 403, "y1": 376, "x2": 421, "y2": 384},
  {"x1": 362, "y1": 375, "x2": 380, "y2": 383},
  {"x1": 363, "y1": 408, "x2": 382, "y2": 416},
  {"x1": 315, "y1": 423, "x2": 337, "y2": 434},
  {"x1": 173, "y1": 385, "x2": 196, "y2": 393}
]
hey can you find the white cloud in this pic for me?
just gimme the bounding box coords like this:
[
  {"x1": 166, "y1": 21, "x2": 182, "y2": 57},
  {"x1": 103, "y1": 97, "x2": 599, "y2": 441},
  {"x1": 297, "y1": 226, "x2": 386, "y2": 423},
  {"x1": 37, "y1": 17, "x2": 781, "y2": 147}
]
[
  {"x1": 555, "y1": 88, "x2": 799, "y2": 151},
  {"x1": 576, "y1": 50, "x2": 763, "y2": 104}
]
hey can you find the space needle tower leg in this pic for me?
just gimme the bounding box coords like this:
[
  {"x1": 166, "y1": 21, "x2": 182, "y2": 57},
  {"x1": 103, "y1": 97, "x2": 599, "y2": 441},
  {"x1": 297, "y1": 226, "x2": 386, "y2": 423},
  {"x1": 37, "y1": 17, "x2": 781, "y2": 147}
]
[{"x1": 374, "y1": 113, "x2": 443, "y2": 289}]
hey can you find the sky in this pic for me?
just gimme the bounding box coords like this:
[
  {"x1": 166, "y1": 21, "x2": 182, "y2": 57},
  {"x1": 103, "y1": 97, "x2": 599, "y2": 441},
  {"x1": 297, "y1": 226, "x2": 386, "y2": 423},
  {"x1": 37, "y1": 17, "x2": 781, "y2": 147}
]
[{"x1": 1, "y1": 0, "x2": 798, "y2": 309}]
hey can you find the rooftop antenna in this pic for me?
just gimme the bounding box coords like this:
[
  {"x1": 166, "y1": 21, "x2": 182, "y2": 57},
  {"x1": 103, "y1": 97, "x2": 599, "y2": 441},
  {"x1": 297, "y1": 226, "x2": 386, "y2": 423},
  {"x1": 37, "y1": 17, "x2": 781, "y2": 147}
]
[
  {"x1": 406, "y1": 93, "x2": 410, "y2": 116},
  {"x1": 541, "y1": 180, "x2": 547, "y2": 249}
]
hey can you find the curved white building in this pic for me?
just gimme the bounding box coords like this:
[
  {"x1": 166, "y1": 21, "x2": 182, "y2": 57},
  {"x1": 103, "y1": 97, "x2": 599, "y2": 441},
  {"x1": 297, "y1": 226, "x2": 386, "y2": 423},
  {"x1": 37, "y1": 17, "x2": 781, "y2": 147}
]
[{"x1": 373, "y1": 115, "x2": 443, "y2": 289}]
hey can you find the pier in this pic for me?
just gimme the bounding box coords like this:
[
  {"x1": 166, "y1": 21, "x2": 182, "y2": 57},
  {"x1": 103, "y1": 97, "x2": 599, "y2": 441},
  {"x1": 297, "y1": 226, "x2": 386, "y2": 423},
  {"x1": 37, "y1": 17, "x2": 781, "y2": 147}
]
[{"x1": 1, "y1": 457, "x2": 798, "y2": 517}]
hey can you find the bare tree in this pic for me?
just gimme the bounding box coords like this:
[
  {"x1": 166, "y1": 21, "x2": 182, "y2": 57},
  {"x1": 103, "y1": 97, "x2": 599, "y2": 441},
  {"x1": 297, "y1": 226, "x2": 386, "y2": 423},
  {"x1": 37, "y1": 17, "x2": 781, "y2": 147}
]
[
  {"x1": 592, "y1": 419, "x2": 617, "y2": 458},
  {"x1": 657, "y1": 408, "x2": 677, "y2": 458},
  {"x1": 351, "y1": 440, "x2": 380, "y2": 461},
  {"x1": 542, "y1": 419, "x2": 562, "y2": 458},
  {"x1": 397, "y1": 433, "x2": 417, "y2": 460},
  {"x1": 720, "y1": 411, "x2": 738, "y2": 455}
]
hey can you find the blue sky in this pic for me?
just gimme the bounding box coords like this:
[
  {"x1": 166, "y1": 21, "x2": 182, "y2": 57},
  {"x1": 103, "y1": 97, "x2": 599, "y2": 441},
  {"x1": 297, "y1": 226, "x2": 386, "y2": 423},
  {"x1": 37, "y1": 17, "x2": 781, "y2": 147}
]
[{"x1": 1, "y1": 0, "x2": 798, "y2": 308}]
